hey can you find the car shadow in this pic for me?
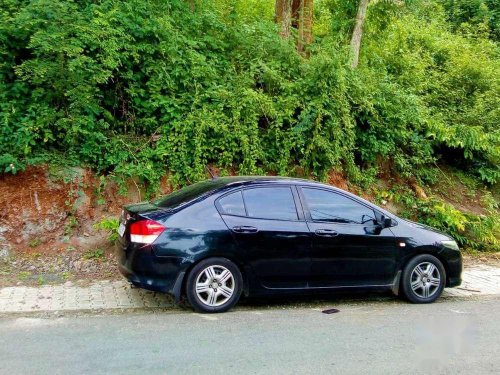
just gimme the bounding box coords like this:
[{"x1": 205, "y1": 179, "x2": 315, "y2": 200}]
[{"x1": 236, "y1": 290, "x2": 405, "y2": 310}]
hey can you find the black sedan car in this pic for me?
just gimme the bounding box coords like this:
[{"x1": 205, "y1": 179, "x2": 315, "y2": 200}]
[{"x1": 117, "y1": 176, "x2": 462, "y2": 313}]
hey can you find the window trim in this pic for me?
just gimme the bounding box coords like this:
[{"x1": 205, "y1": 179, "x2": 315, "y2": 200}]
[
  {"x1": 290, "y1": 185, "x2": 306, "y2": 221},
  {"x1": 215, "y1": 189, "x2": 247, "y2": 218},
  {"x1": 298, "y1": 186, "x2": 377, "y2": 226},
  {"x1": 215, "y1": 185, "x2": 303, "y2": 222},
  {"x1": 242, "y1": 186, "x2": 301, "y2": 222}
]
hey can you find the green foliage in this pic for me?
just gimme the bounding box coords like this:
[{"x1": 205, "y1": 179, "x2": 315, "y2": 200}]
[
  {"x1": 0, "y1": 0, "x2": 498, "y2": 250},
  {"x1": 1, "y1": 0, "x2": 498, "y2": 185},
  {"x1": 93, "y1": 217, "x2": 119, "y2": 243},
  {"x1": 381, "y1": 185, "x2": 499, "y2": 252},
  {"x1": 417, "y1": 200, "x2": 500, "y2": 252},
  {"x1": 440, "y1": 0, "x2": 499, "y2": 40},
  {"x1": 82, "y1": 248, "x2": 105, "y2": 261},
  {"x1": 417, "y1": 200, "x2": 469, "y2": 243},
  {"x1": 28, "y1": 239, "x2": 41, "y2": 248},
  {"x1": 64, "y1": 216, "x2": 78, "y2": 237},
  {"x1": 0, "y1": 0, "x2": 363, "y2": 187},
  {"x1": 363, "y1": 1, "x2": 500, "y2": 184},
  {"x1": 18, "y1": 271, "x2": 30, "y2": 281}
]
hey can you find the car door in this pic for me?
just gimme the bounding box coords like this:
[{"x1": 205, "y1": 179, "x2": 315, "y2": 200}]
[
  {"x1": 217, "y1": 186, "x2": 311, "y2": 289},
  {"x1": 299, "y1": 187, "x2": 397, "y2": 288}
]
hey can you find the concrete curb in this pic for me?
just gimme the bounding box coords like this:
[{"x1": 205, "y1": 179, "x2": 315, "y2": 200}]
[{"x1": 1, "y1": 265, "x2": 499, "y2": 316}]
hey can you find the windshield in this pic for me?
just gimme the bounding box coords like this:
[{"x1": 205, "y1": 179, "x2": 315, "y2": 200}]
[{"x1": 153, "y1": 180, "x2": 221, "y2": 209}]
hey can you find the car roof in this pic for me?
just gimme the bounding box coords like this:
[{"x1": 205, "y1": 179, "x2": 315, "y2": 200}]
[{"x1": 213, "y1": 175, "x2": 325, "y2": 187}]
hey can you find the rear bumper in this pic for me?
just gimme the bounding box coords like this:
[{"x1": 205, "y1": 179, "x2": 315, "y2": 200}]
[
  {"x1": 116, "y1": 242, "x2": 187, "y2": 300},
  {"x1": 118, "y1": 262, "x2": 177, "y2": 293}
]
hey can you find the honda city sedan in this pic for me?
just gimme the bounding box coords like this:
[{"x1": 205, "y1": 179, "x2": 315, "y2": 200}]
[{"x1": 117, "y1": 176, "x2": 462, "y2": 313}]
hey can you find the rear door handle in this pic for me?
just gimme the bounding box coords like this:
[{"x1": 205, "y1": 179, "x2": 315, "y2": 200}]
[
  {"x1": 315, "y1": 229, "x2": 339, "y2": 237},
  {"x1": 232, "y1": 225, "x2": 258, "y2": 234}
]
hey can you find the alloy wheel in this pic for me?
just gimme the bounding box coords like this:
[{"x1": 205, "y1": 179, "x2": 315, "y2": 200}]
[
  {"x1": 410, "y1": 262, "x2": 441, "y2": 298},
  {"x1": 195, "y1": 265, "x2": 235, "y2": 307}
]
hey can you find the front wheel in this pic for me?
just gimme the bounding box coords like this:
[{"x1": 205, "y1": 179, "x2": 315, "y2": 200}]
[
  {"x1": 186, "y1": 258, "x2": 243, "y2": 313},
  {"x1": 401, "y1": 254, "x2": 446, "y2": 304}
]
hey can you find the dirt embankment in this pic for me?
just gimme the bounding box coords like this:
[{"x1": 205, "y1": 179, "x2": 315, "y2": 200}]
[
  {"x1": 0, "y1": 165, "x2": 174, "y2": 286},
  {"x1": 0, "y1": 166, "x2": 131, "y2": 254}
]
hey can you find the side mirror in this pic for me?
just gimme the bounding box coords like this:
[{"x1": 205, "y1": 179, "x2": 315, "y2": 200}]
[
  {"x1": 377, "y1": 214, "x2": 393, "y2": 228},
  {"x1": 383, "y1": 217, "x2": 393, "y2": 228}
]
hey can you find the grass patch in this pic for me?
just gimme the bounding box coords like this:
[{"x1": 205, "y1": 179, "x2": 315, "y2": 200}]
[{"x1": 82, "y1": 248, "x2": 105, "y2": 261}]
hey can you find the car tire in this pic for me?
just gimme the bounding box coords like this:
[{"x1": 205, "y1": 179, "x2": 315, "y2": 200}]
[
  {"x1": 186, "y1": 257, "x2": 243, "y2": 313},
  {"x1": 401, "y1": 254, "x2": 446, "y2": 304}
]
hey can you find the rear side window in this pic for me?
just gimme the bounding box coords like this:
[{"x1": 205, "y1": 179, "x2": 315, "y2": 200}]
[
  {"x1": 153, "y1": 180, "x2": 221, "y2": 209},
  {"x1": 218, "y1": 191, "x2": 246, "y2": 216},
  {"x1": 243, "y1": 187, "x2": 298, "y2": 221},
  {"x1": 302, "y1": 188, "x2": 375, "y2": 224}
]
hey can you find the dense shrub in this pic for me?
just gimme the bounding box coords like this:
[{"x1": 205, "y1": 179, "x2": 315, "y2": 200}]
[
  {"x1": 0, "y1": 0, "x2": 354, "y2": 185},
  {"x1": 1, "y1": 0, "x2": 498, "y2": 249},
  {"x1": 362, "y1": 0, "x2": 500, "y2": 184},
  {"x1": 1, "y1": 0, "x2": 498, "y2": 187}
]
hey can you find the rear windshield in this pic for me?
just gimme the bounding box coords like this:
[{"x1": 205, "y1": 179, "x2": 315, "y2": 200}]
[{"x1": 153, "y1": 180, "x2": 221, "y2": 209}]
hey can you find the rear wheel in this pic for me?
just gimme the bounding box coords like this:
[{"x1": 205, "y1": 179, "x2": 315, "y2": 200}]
[
  {"x1": 186, "y1": 258, "x2": 243, "y2": 313},
  {"x1": 401, "y1": 254, "x2": 446, "y2": 304}
]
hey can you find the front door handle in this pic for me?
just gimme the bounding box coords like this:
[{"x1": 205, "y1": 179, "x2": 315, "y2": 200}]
[
  {"x1": 232, "y1": 225, "x2": 258, "y2": 234},
  {"x1": 315, "y1": 229, "x2": 339, "y2": 237}
]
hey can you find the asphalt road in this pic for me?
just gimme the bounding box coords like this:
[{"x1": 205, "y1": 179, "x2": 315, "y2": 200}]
[{"x1": 1, "y1": 296, "x2": 499, "y2": 374}]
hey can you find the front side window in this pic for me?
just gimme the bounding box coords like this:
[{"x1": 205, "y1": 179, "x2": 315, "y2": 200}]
[
  {"x1": 243, "y1": 187, "x2": 298, "y2": 221},
  {"x1": 302, "y1": 188, "x2": 375, "y2": 224}
]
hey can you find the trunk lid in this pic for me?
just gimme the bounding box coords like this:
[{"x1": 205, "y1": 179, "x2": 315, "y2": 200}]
[{"x1": 118, "y1": 202, "x2": 167, "y2": 247}]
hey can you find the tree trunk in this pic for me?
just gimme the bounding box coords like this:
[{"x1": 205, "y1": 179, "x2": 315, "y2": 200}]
[
  {"x1": 275, "y1": 0, "x2": 293, "y2": 39},
  {"x1": 297, "y1": 0, "x2": 313, "y2": 55},
  {"x1": 350, "y1": 0, "x2": 370, "y2": 68},
  {"x1": 291, "y1": 0, "x2": 300, "y2": 29},
  {"x1": 276, "y1": 0, "x2": 314, "y2": 54}
]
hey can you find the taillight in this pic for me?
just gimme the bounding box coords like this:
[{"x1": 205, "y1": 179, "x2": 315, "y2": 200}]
[{"x1": 130, "y1": 220, "x2": 165, "y2": 244}]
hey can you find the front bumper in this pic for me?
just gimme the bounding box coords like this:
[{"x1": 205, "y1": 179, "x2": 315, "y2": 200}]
[
  {"x1": 447, "y1": 275, "x2": 462, "y2": 288},
  {"x1": 441, "y1": 248, "x2": 462, "y2": 288}
]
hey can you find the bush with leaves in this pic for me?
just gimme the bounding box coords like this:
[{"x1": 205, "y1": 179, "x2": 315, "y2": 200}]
[
  {"x1": 0, "y1": 0, "x2": 498, "y2": 250},
  {"x1": 1, "y1": 0, "x2": 498, "y2": 184}
]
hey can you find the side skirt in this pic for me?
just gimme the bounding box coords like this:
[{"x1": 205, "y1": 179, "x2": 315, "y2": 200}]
[{"x1": 262, "y1": 283, "x2": 395, "y2": 291}]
